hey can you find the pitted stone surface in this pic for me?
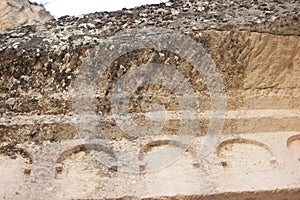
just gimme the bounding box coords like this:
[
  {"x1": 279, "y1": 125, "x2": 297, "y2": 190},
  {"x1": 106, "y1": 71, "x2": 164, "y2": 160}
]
[{"x1": 0, "y1": 0, "x2": 300, "y2": 199}]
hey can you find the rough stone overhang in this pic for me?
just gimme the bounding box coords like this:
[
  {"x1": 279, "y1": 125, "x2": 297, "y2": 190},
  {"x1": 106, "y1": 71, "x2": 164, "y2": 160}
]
[
  {"x1": 0, "y1": 0, "x2": 53, "y2": 31},
  {"x1": 0, "y1": 0, "x2": 299, "y2": 199}
]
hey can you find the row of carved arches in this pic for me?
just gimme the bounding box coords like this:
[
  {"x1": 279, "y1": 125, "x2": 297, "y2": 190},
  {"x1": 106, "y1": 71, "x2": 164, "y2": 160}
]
[{"x1": 0, "y1": 134, "x2": 299, "y2": 179}]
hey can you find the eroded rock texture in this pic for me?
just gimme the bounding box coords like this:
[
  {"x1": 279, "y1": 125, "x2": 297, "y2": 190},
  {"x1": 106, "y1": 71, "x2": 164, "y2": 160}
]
[
  {"x1": 0, "y1": 0, "x2": 53, "y2": 30},
  {"x1": 0, "y1": 0, "x2": 299, "y2": 199}
]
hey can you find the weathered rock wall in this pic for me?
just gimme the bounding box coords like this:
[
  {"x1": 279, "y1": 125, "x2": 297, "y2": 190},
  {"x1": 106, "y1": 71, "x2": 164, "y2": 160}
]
[
  {"x1": 0, "y1": 0, "x2": 299, "y2": 199},
  {"x1": 0, "y1": 0, "x2": 53, "y2": 31}
]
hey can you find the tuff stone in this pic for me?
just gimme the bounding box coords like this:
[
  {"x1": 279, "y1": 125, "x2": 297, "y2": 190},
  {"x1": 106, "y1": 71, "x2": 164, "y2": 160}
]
[
  {"x1": 0, "y1": 0, "x2": 53, "y2": 31},
  {"x1": 0, "y1": 0, "x2": 300, "y2": 199}
]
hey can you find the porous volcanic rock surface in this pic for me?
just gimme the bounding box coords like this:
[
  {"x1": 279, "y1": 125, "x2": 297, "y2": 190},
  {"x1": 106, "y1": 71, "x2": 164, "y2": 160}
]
[
  {"x1": 0, "y1": 0, "x2": 300, "y2": 199},
  {"x1": 0, "y1": 0, "x2": 53, "y2": 31}
]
